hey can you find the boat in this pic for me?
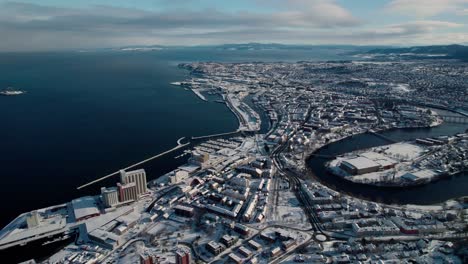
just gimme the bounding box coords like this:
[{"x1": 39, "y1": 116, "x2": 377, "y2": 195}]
[{"x1": 0, "y1": 87, "x2": 25, "y2": 96}]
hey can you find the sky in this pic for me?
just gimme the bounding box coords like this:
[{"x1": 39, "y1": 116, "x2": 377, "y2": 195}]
[{"x1": 0, "y1": 0, "x2": 467, "y2": 51}]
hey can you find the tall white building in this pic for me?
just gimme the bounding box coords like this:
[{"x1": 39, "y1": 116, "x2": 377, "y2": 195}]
[
  {"x1": 26, "y1": 210, "x2": 41, "y2": 228},
  {"x1": 101, "y1": 187, "x2": 119, "y2": 207},
  {"x1": 119, "y1": 169, "x2": 147, "y2": 197}
]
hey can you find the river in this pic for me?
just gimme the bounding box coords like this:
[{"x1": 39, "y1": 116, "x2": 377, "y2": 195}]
[{"x1": 306, "y1": 116, "x2": 468, "y2": 205}]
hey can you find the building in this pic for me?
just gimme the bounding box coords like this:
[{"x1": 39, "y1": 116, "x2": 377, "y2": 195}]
[
  {"x1": 236, "y1": 166, "x2": 263, "y2": 177},
  {"x1": 190, "y1": 151, "x2": 209, "y2": 167},
  {"x1": 206, "y1": 241, "x2": 224, "y2": 255},
  {"x1": 117, "y1": 182, "x2": 138, "y2": 202},
  {"x1": 26, "y1": 211, "x2": 41, "y2": 228},
  {"x1": 391, "y1": 216, "x2": 446, "y2": 235},
  {"x1": 270, "y1": 247, "x2": 282, "y2": 257},
  {"x1": 282, "y1": 239, "x2": 297, "y2": 251},
  {"x1": 72, "y1": 196, "x2": 100, "y2": 221},
  {"x1": 233, "y1": 223, "x2": 251, "y2": 236},
  {"x1": 230, "y1": 176, "x2": 251, "y2": 190},
  {"x1": 120, "y1": 169, "x2": 147, "y2": 197},
  {"x1": 351, "y1": 219, "x2": 400, "y2": 237},
  {"x1": 339, "y1": 157, "x2": 381, "y2": 175},
  {"x1": 220, "y1": 235, "x2": 236, "y2": 247},
  {"x1": 139, "y1": 251, "x2": 156, "y2": 264},
  {"x1": 101, "y1": 187, "x2": 119, "y2": 207},
  {"x1": 243, "y1": 195, "x2": 258, "y2": 222},
  {"x1": 239, "y1": 246, "x2": 253, "y2": 258},
  {"x1": 229, "y1": 253, "x2": 243, "y2": 264},
  {"x1": 174, "y1": 205, "x2": 195, "y2": 218},
  {"x1": 248, "y1": 240, "x2": 262, "y2": 251},
  {"x1": 169, "y1": 170, "x2": 189, "y2": 184},
  {"x1": 88, "y1": 229, "x2": 122, "y2": 249},
  {"x1": 175, "y1": 247, "x2": 191, "y2": 264}
]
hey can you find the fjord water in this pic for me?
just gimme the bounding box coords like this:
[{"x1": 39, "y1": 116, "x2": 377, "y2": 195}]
[
  {"x1": 0, "y1": 51, "x2": 236, "y2": 227},
  {"x1": 0, "y1": 48, "x2": 347, "y2": 227}
]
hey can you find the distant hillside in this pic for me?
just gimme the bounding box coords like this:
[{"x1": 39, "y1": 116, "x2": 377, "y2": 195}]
[
  {"x1": 108, "y1": 43, "x2": 468, "y2": 61},
  {"x1": 366, "y1": 44, "x2": 468, "y2": 61},
  {"x1": 212, "y1": 43, "x2": 382, "y2": 52}
]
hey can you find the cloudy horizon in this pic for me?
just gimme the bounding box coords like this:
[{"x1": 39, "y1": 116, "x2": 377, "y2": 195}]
[{"x1": 1, "y1": 0, "x2": 467, "y2": 51}]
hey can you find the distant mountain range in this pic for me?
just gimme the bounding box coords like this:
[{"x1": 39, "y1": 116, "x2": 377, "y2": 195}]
[
  {"x1": 210, "y1": 43, "x2": 382, "y2": 51},
  {"x1": 364, "y1": 44, "x2": 468, "y2": 61},
  {"x1": 114, "y1": 43, "x2": 386, "y2": 52},
  {"x1": 111, "y1": 43, "x2": 468, "y2": 61}
]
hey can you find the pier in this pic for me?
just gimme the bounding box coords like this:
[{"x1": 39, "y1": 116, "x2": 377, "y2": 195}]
[
  {"x1": 191, "y1": 88, "x2": 207, "y2": 101},
  {"x1": 77, "y1": 138, "x2": 190, "y2": 190}
]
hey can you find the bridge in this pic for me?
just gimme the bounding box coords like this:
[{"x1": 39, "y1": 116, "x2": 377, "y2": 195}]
[
  {"x1": 367, "y1": 130, "x2": 398, "y2": 143},
  {"x1": 309, "y1": 153, "x2": 336, "y2": 159},
  {"x1": 439, "y1": 115, "x2": 468, "y2": 124}
]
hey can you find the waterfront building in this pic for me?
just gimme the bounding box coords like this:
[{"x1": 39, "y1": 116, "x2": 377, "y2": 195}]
[
  {"x1": 101, "y1": 187, "x2": 119, "y2": 207},
  {"x1": 339, "y1": 157, "x2": 381, "y2": 175},
  {"x1": 120, "y1": 169, "x2": 147, "y2": 197},
  {"x1": 169, "y1": 170, "x2": 189, "y2": 184},
  {"x1": 189, "y1": 151, "x2": 210, "y2": 167},
  {"x1": 117, "y1": 182, "x2": 138, "y2": 202},
  {"x1": 26, "y1": 210, "x2": 41, "y2": 228},
  {"x1": 72, "y1": 196, "x2": 100, "y2": 222}
]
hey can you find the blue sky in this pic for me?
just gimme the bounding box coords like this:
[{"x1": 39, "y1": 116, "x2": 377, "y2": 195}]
[{"x1": 0, "y1": 0, "x2": 467, "y2": 51}]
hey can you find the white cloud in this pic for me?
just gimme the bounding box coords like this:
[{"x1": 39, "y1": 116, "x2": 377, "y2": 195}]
[
  {"x1": 385, "y1": 0, "x2": 468, "y2": 18},
  {"x1": 457, "y1": 8, "x2": 468, "y2": 15},
  {"x1": 0, "y1": 1, "x2": 465, "y2": 51}
]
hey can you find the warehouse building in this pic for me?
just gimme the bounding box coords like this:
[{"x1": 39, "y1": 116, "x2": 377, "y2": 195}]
[{"x1": 339, "y1": 157, "x2": 381, "y2": 175}]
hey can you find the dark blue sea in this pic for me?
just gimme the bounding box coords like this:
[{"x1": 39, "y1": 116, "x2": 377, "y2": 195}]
[{"x1": 0, "y1": 48, "x2": 351, "y2": 228}]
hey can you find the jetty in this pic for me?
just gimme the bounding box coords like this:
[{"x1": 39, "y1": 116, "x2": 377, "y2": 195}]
[{"x1": 77, "y1": 138, "x2": 190, "y2": 190}]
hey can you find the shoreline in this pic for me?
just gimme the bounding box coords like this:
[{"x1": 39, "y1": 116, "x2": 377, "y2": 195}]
[
  {"x1": 325, "y1": 160, "x2": 465, "y2": 188},
  {"x1": 303, "y1": 124, "x2": 468, "y2": 205}
]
